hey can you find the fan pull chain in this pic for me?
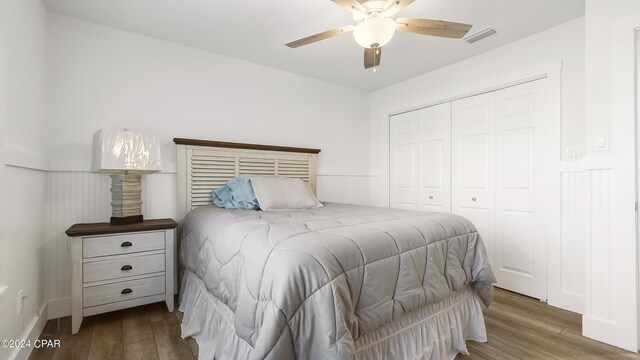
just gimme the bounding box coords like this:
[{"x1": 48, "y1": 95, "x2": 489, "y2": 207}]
[{"x1": 373, "y1": 48, "x2": 380, "y2": 73}]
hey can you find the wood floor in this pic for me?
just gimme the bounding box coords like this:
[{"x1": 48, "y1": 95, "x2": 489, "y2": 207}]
[
  {"x1": 455, "y1": 289, "x2": 640, "y2": 360},
  {"x1": 29, "y1": 301, "x2": 196, "y2": 360},
  {"x1": 29, "y1": 289, "x2": 640, "y2": 360}
]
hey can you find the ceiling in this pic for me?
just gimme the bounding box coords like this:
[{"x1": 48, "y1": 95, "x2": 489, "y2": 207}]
[{"x1": 42, "y1": 0, "x2": 585, "y2": 92}]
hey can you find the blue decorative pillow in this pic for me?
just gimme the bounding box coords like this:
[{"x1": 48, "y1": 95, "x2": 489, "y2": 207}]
[{"x1": 212, "y1": 176, "x2": 259, "y2": 210}]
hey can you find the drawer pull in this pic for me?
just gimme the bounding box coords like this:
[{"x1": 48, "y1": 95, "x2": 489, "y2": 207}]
[
  {"x1": 121, "y1": 241, "x2": 133, "y2": 248},
  {"x1": 472, "y1": 197, "x2": 477, "y2": 201},
  {"x1": 121, "y1": 265, "x2": 133, "y2": 271},
  {"x1": 121, "y1": 288, "x2": 133, "y2": 295},
  {"x1": 428, "y1": 195, "x2": 434, "y2": 200}
]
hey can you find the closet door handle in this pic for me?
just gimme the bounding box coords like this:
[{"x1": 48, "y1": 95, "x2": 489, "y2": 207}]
[
  {"x1": 471, "y1": 197, "x2": 477, "y2": 202},
  {"x1": 121, "y1": 288, "x2": 133, "y2": 295},
  {"x1": 121, "y1": 241, "x2": 133, "y2": 248},
  {"x1": 121, "y1": 265, "x2": 133, "y2": 271}
]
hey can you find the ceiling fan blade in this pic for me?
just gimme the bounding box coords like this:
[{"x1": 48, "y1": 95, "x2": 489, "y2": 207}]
[
  {"x1": 331, "y1": 0, "x2": 367, "y2": 15},
  {"x1": 285, "y1": 25, "x2": 354, "y2": 48},
  {"x1": 381, "y1": 0, "x2": 415, "y2": 18},
  {"x1": 396, "y1": 18, "x2": 472, "y2": 39},
  {"x1": 364, "y1": 47, "x2": 381, "y2": 69}
]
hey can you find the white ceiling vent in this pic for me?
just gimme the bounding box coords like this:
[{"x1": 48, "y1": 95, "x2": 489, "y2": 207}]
[{"x1": 464, "y1": 28, "x2": 497, "y2": 44}]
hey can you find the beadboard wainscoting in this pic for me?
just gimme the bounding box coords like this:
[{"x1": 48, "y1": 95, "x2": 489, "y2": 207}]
[
  {"x1": 43, "y1": 169, "x2": 371, "y2": 318},
  {"x1": 44, "y1": 171, "x2": 110, "y2": 318},
  {"x1": 548, "y1": 167, "x2": 587, "y2": 313},
  {"x1": 44, "y1": 171, "x2": 176, "y2": 318},
  {"x1": 4, "y1": 166, "x2": 47, "y2": 360},
  {"x1": 583, "y1": 167, "x2": 616, "y2": 339},
  {"x1": 0, "y1": 287, "x2": 9, "y2": 360}
]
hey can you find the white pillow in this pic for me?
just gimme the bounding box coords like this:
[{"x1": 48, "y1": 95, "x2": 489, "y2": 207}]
[{"x1": 250, "y1": 177, "x2": 323, "y2": 211}]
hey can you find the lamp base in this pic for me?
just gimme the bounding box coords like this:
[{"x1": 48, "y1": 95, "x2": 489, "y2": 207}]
[{"x1": 110, "y1": 174, "x2": 144, "y2": 225}]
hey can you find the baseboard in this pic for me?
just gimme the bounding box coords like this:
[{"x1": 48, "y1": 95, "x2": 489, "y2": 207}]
[
  {"x1": 46, "y1": 297, "x2": 71, "y2": 320},
  {"x1": 9, "y1": 303, "x2": 48, "y2": 360}
]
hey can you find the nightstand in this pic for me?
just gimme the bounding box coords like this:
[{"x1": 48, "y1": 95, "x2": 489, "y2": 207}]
[{"x1": 66, "y1": 219, "x2": 177, "y2": 335}]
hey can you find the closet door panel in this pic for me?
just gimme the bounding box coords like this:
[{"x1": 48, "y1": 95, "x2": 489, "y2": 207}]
[
  {"x1": 494, "y1": 79, "x2": 549, "y2": 300},
  {"x1": 390, "y1": 111, "x2": 419, "y2": 209},
  {"x1": 418, "y1": 103, "x2": 451, "y2": 213},
  {"x1": 460, "y1": 207, "x2": 491, "y2": 249},
  {"x1": 452, "y1": 93, "x2": 495, "y2": 265}
]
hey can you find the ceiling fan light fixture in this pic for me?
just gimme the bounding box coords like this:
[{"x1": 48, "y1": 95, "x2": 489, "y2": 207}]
[
  {"x1": 353, "y1": 16, "x2": 396, "y2": 48},
  {"x1": 285, "y1": 0, "x2": 474, "y2": 69}
]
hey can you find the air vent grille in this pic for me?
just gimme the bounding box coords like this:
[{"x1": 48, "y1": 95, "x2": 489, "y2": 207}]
[{"x1": 464, "y1": 28, "x2": 497, "y2": 44}]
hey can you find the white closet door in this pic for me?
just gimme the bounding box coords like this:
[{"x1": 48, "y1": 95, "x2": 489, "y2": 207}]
[
  {"x1": 390, "y1": 103, "x2": 451, "y2": 212},
  {"x1": 418, "y1": 103, "x2": 451, "y2": 213},
  {"x1": 452, "y1": 93, "x2": 495, "y2": 267},
  {"x1": 390, "y1": 111, "x2": 419, "y2": 209},
  {"x1": 493, "y1": 79, "x2": 549, "y2": 300}
]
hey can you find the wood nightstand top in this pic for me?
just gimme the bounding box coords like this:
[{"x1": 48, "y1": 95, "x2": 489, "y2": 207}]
[{"x1": 66, "y1": 218, "x2": 177, "y2": 237}]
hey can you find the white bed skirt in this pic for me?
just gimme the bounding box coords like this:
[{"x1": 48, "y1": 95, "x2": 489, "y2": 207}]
[{"x1": 179, "y1": 270, "x2": 487, "y2": 360}]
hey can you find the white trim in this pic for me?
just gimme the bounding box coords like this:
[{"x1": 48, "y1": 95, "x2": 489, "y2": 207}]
[
  {"x1": 388, "y1": 61, "x2": 561, "y2": 117},
  {"x1": 582, "y1": 13, "x2": 640, "y2": 352},
  {"x1": 559, "y1": 160, "x2": 584, "y2": 172},
  {"x1": 317, "y1": 168, "x2": 375, "y2": 177},
  {"x1": 582, "y1": 154, "x2": 615, "y2": 170},
  {"x1": 47, "y1": 159, "x2": 91, "y2": 172},
  {"x1": 9, "y1": 302, "x2": 48, "y2": 360},
  {"x1": 389, "y1": 74, "x2": 546, "y2": 117},
  {"x1": 48, "y1": 159, "x2": 179, "y2": 173},
  {"x1": 4, "y1": 147, "x2": 48, "y2": 171},
  {"x1": 17, "y1": 160, "x2": 373, "y2": 178},
  {"x1": 544, "y1": 59, "x2": 566, "y2": 312}
]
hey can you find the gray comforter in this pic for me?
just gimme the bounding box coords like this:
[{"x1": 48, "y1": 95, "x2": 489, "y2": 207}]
[{"x1": 180, "y1": 203, "x2": 495, "y2": 359}]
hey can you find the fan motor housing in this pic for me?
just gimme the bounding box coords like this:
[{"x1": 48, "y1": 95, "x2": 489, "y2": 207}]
[{"x1": 362, "y1": 0, "x2": 389, "y2": 15}]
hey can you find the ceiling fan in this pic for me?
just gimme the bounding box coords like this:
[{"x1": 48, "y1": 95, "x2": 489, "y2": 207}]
[{"x1": 285, "y1": 0, "x2": 473, "y2": 70}]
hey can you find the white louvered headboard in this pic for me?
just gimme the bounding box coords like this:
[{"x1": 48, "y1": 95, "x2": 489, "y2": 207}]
[{"x1": 174, "y1": 138, "x2": 320, "y2": 223}]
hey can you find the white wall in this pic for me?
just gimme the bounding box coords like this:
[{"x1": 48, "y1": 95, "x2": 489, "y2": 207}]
[
  {"x1": 585, "y1": 0, "x2": 640, "y2": 155},
  {"x1": 0, "y1": 0, "x2": 8, "y2": 357},
  {"x1": 44, "y1": 13, "x2": 372, "y2": 317},
  {"x1": 368, "y1": 16, "x2": 585, "y2": 207},
  {"x1": 4, "y1": 3, "x2": 48, "y2": 160},
  {"x1": 1, "y1": 1, "x2": 49, "y2": 359},
  {"x1": 581, "y1": 0, "x2": 640, "y2": 351},
  {"x1": 46, "y1": 14, "x2": 370, "y2": 185}
]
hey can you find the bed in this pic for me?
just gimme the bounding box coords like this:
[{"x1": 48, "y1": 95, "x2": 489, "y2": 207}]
[{"x1": 174, "y1": 138, "x2": 496, "y2": 360}]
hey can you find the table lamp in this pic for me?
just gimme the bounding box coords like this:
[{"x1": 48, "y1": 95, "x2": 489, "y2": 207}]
[{"x1": 92, "y1": 128, "x2": 163, "y2": 225}]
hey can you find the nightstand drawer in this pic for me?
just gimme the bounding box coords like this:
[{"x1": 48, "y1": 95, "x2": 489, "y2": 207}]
[
  {"x1": 83, "y1": 275, "x2": 165, "y2": 308},
  {"x1": 83, "y1": 253, "x2": 165, "y2": 283},
  {"x1": 83, "y1": 232, "x2": 164, "y2": 258}
]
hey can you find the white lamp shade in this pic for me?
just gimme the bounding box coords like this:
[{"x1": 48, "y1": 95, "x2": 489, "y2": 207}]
[
  {"x1": 92, "y1": 128, "x2": 163, "y2": 174},
  {"x1": 353, "y1": 16, "x2": 396, "y2": 48}
]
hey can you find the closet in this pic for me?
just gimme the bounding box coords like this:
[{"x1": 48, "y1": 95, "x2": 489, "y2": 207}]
[
  {"x1": 389, "y1": 102, "x2": 451, "y2": 212},
  {"x1": 390, "y1": 79, "x2": 551, "y2": 300}
]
